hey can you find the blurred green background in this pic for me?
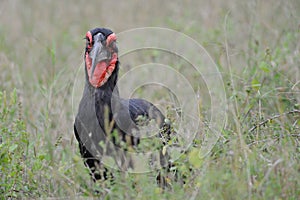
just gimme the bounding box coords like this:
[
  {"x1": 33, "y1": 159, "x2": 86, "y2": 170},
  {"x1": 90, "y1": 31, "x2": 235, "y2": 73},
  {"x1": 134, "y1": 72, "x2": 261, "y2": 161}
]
[{"x1": 0, "y1": 0, "x2": 299, "y2": 199}]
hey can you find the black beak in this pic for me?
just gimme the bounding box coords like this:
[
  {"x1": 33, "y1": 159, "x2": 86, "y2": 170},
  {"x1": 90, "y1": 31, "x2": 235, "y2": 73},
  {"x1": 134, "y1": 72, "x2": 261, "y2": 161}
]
[{"x1": 90, "y1": 33, "x2": 109, "y2": 78}]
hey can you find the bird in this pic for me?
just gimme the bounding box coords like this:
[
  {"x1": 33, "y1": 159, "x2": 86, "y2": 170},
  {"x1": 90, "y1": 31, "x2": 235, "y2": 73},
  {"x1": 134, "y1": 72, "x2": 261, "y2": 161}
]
[{"x1": 74, "y1": 28, "x2": 172, "y2": 184}]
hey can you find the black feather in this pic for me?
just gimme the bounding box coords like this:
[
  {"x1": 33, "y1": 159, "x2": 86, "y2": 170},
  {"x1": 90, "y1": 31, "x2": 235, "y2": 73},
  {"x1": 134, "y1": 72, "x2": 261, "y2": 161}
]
[{"x1": 74, "y1": 28, "x2": 171, "y2": 182}]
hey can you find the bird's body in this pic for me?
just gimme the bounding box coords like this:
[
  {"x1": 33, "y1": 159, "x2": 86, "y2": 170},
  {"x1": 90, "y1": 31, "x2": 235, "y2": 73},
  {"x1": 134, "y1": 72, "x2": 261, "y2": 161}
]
[{"x1": 74, "y1": 28, "x2": 170, "y2": 181}]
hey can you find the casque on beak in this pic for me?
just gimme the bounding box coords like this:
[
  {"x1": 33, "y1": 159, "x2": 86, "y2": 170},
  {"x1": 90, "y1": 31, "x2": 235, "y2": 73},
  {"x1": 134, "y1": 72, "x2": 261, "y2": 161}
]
[{"x1": 89, "y1": 33, "x2": 109, "y2": 79}]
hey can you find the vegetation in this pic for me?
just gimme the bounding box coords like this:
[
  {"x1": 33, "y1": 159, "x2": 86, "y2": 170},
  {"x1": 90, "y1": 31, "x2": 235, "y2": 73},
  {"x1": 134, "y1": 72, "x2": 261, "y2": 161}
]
[{"x1": 0, "y1": 0, "x2": 299, "y2": 199}]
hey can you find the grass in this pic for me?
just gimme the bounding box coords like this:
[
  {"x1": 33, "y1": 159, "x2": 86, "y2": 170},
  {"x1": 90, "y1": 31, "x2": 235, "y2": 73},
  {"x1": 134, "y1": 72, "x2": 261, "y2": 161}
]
[{"x1": 0, "y1": 0, "x2": 299, "y2": 199}]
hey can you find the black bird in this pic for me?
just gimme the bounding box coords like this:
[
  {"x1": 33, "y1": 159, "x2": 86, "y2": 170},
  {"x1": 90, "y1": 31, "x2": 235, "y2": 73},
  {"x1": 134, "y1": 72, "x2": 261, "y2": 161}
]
[{"x1": 74, "y1": 28, "x2": 171, "y2": 182}]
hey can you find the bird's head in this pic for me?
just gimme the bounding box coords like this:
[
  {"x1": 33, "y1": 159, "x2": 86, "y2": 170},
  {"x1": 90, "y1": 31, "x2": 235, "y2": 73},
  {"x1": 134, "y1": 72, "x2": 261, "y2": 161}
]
[{"x1": 85, "y1": 28, "x2": 118, "y2": 88}]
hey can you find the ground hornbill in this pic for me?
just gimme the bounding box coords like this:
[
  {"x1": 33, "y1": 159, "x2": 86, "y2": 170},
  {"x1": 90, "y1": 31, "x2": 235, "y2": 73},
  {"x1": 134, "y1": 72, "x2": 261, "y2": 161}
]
[{"x1": 74, "y1": 28, "x2": 172, "y2": 185}]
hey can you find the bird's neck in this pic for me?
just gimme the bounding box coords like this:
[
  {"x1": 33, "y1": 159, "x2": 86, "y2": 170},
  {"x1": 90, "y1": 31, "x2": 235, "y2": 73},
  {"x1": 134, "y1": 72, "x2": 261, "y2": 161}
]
[{"x1": 84, "y1": 62, "x2": 120, "y2": 104}]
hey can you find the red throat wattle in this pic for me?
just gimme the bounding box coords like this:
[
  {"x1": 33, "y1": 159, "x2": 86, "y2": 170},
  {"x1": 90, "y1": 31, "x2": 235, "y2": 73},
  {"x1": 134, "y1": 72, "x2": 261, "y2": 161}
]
[{"x1": 85, "y1": 52, "x2": 117, "y2": 88}]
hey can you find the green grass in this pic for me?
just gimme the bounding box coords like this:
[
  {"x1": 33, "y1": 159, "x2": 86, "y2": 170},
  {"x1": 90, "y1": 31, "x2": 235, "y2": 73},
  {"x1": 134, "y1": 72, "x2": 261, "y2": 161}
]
[{"x1": 0, "y1": 0, "x2": 300, "y2": 199}]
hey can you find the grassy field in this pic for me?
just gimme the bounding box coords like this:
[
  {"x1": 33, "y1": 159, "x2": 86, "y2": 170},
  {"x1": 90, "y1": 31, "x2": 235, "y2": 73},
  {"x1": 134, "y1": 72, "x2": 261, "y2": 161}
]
[{"x1": 0, "y1": 0, "x2": 299, "y2": 199}]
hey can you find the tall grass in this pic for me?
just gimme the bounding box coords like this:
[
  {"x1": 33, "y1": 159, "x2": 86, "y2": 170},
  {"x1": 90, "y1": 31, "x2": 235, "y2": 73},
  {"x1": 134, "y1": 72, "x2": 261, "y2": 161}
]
[{"x1": 0, "y1": 0, "x2": 299, "y2": 199}]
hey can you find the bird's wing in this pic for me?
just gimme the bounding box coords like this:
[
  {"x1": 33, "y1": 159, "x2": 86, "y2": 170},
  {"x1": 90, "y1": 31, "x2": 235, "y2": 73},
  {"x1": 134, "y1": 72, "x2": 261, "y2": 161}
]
[
  {"x1": 111, "y1": 98, "x2": 165, "y2": 136},
  {"x1": 125, "y1": 98, "x2": 164, "y2": 126}
]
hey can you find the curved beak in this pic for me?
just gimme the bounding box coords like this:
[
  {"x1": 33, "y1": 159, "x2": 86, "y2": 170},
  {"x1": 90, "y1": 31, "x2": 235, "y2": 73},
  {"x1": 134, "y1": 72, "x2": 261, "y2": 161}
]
[
  {"x1": 90, "y1": 41, "x2": 102, "y2": 79},
  {"x1": 89, "y1": 35, "x2": 109, "y2": 79}
]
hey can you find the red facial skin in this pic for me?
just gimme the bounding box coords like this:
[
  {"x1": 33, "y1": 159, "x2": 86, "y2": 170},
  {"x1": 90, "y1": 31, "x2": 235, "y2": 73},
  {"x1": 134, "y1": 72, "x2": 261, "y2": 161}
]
[{"x1": 85, "y1": 33, "x2": 117, "y2": 88}]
